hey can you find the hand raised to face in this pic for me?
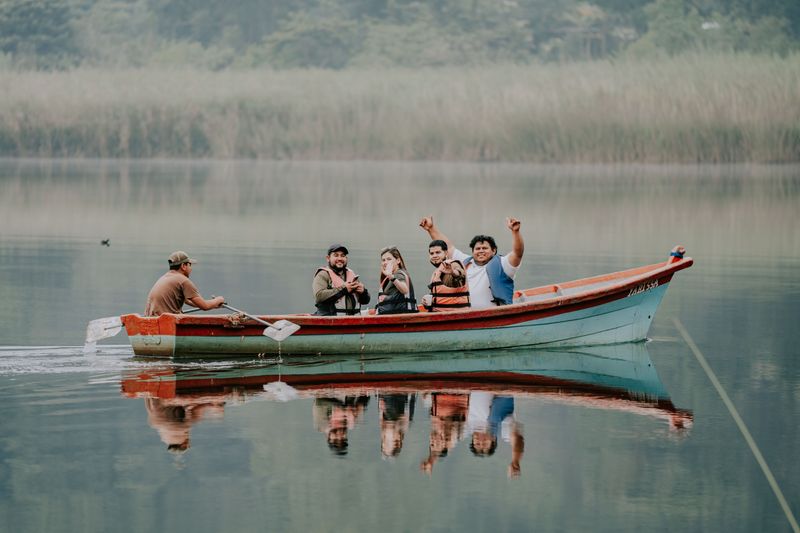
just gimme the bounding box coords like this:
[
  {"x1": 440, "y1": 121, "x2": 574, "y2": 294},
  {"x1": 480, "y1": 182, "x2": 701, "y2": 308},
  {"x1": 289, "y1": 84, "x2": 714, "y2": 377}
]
[{"x1": 381, "y1": 252, "x2": 398, "y2": 276}]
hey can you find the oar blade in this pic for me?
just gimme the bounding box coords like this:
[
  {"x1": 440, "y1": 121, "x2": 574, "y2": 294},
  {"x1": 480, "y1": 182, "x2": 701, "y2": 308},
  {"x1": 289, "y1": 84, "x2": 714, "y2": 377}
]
[
  {"x1": 262, "y1": 381, "x2": 300, "y2": 402},
  {"x1": 262, "y1": 320, "x2": 300, "y2": 342},
  {"x1": 272, "y1": 319, "x2": 299, "y2": 331},
  {"x1": 85, "y1": 316, "x2": 123, "y2": 343}
]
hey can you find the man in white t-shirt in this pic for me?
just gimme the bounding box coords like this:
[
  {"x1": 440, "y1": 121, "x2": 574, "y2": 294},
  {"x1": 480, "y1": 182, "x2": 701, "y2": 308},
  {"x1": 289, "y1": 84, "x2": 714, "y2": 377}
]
[{"x1": 419, "y1": 216, "x2": 524, "y2": 308}]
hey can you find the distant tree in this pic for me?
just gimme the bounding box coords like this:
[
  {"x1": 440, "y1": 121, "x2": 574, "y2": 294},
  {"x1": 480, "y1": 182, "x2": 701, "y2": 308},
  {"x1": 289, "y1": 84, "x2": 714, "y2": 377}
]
[
  {"x1": 146, "y1": 0, "x2": 203, "y2": 42},
  {"x1": 725, "y1": 15, "x2": 796, "y2": 55},
  {"x1": 588, "y1": 0, "x2": 650, "y2": 35},
  {"x1": 265, "y1": 10, "x2": 362, "y2": 68},
  {"x1": 627, "y1": 0, "x2": 705, "y2": 55},
  {"x1": 340, "y1": 0, "x2": 389, "y2": 20},
  {"x1": 628, "y1": 0, "x2": 798, "y2": 56},
  {"x1": 353, "y1": 11, "x2": 467, "y2": 67},
  {"x1": 147, "y1": 0, "x2": 305, "y2": 49},
  {"x1": 351, "y1": 1, "x2": 531, "y2": 67},
  {"x1": 445, "y1": 0, "x2": 531, "y2": 61},
  {"x1": 717, "y1": 0, "x2": 800, "y2": 40},
  {"x1": 0, "y1": 0, "x2": 77, "y2": 68},
  {"x1": 73, "y1": 0, "x2": 158, "y2": 66},
  {"x1": 517, "y1": 0, "x2": 579, "y2": 59}
]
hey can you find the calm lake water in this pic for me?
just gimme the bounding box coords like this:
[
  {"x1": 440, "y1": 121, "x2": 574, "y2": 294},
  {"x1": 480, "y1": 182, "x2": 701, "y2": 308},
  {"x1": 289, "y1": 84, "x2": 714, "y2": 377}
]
[{"x1": 0, "y1": 159, "x2": 798, "y2": 532}]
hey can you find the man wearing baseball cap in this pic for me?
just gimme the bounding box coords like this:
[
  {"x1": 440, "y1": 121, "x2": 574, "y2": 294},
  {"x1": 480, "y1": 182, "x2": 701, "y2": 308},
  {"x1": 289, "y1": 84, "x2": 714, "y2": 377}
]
[
  {"x1": 313, "y1": 244, "x2": 370, "y2": 315},
  {"x1": 144, "y1": 250, "x2": 225, "y2": 316}
]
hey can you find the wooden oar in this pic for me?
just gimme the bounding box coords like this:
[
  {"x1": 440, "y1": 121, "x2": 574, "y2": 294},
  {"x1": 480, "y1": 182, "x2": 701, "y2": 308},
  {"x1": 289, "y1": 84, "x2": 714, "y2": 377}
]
[
  {"x1": 222, "y1": 304, "x2": 300, "y2": 342},
  {"x1": 85, "y1": 316, "x2": 124, "y2": 345}
]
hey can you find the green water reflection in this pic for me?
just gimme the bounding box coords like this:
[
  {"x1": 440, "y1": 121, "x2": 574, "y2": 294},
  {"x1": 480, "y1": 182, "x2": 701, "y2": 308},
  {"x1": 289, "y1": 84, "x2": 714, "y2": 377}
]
[{"x1": 121, "y1": 344, "x2": 692, "y2": 460}]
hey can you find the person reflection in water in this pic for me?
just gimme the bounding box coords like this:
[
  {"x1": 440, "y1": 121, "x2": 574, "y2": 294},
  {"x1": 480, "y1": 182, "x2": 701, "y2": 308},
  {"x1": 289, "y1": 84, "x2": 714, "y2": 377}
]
[
  {"x1": 467, "y1": 392, "x2": 525, "y2": 478},
  {"x1": 378, "y1": 393, "x2": 416, "y2": 458},
  {"x1": 313, "y1": 396, "x2": 370, "y2": 455},
  {"x1": 144, "y1": 397, "x2": 225, "y2": 453},
  {"x1": 420, "y1": 393, "x2": 468, "y2": 474}
]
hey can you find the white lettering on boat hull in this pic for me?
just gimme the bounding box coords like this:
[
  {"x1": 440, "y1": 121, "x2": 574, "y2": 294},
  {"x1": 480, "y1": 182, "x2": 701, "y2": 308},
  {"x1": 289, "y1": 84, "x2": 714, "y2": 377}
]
[{"x1": 628, "y1": 280, "x2": 658, "y2": 297}]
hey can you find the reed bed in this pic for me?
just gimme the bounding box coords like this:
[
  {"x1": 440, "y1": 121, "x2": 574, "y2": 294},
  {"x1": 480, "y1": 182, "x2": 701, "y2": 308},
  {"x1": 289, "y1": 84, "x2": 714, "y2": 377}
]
[{"x1": 1, "y1": 53, "x2": 798, "y2": 162}]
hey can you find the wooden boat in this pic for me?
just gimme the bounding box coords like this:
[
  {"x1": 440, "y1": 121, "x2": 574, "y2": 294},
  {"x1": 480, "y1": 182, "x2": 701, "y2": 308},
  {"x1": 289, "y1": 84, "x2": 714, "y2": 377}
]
[
  {"x1": 121, "y1": 343, "x2": 693, "y2": 433},
  {"x1": 115, "y1": 248, "x2": 692, "y2": 358}
]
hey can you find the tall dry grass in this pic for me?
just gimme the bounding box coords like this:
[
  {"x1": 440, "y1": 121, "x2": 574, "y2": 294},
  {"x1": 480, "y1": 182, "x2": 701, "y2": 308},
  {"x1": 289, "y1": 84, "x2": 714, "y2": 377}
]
[{"x1": 1, "y1": 53, "x2": 798, "y2": 162}]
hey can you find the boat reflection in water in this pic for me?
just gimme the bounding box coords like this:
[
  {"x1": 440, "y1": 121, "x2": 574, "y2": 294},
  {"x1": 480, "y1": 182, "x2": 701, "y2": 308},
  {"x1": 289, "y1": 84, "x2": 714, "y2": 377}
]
[{"x1": 121, "y1": 342, "x2": 692, "y2": 474}]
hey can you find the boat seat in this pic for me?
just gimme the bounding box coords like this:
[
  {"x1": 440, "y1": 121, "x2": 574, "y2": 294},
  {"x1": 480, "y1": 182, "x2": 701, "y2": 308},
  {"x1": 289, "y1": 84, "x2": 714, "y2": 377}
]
[
  {"x1": 514, "y1": 285, "x2": 562, "y2": 303},
  {"x1": 559, "y1": 279, "x2": 620, "y2": 296}
]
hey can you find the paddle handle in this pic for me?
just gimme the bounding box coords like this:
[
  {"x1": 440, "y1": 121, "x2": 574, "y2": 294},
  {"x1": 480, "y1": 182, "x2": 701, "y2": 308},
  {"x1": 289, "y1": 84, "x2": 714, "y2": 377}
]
[{"x1": 222, "y1": 304, "x2": 274, "y2": 328}]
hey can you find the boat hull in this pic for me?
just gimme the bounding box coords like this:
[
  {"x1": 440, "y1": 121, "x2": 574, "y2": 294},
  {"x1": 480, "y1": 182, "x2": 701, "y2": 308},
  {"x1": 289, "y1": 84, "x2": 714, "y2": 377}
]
[{"x1": 127, "y1": 283, "x2": 667, "y2": 357}]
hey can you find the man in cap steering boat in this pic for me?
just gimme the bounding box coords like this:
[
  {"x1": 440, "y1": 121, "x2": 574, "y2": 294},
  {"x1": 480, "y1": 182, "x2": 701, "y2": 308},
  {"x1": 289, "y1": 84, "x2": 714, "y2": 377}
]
[{"x1": 144, "y1": 251, "x2": 225, "y2": 317}]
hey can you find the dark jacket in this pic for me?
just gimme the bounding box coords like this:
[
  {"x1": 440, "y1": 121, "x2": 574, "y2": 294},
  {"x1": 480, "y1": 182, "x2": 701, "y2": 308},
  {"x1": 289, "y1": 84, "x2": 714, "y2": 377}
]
[
  {"x1": 376, "y1": 269, "x2": 418, "y2": 315},
  {"x1": 313, "y1": 268, "x2": 371, "y2": 316}
]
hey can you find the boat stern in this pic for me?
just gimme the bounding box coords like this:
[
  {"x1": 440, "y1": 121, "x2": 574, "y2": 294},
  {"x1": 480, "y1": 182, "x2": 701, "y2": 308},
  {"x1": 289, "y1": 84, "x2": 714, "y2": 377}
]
[{"x1": 121, "y1": 314, "x2": 177, "y2": 357}]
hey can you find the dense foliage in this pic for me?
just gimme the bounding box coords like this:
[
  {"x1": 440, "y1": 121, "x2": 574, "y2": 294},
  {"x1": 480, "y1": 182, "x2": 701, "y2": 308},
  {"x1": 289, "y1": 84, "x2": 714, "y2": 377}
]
[{"x1": 0, "y1": 0, "x2": 798, "y2": 69}]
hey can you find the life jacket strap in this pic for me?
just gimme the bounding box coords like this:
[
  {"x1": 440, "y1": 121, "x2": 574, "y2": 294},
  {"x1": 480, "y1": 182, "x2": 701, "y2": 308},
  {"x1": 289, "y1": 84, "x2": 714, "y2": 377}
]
[{"x1": 431, "y1": 301, "x2": 471, "y2": 308}]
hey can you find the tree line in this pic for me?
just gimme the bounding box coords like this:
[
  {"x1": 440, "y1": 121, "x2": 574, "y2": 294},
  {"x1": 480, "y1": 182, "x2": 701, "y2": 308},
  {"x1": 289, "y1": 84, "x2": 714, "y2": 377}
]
[{"x1": 1, "y1": 0, "x2": 798, "y2": 70}]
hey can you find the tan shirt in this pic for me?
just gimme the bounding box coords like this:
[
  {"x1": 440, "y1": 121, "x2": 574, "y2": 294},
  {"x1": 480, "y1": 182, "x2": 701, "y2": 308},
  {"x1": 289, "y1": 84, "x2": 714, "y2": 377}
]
[{"x1": 144, "y1": 271, "x2": 200, "y2": 316}]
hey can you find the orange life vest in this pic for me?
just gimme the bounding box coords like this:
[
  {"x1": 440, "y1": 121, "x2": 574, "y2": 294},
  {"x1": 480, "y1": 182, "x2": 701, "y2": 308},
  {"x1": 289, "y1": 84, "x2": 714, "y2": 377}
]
[
  {"x1": 316, "y1": 266, "x2": 359, "y2": 314},
  {"x1": 428, "y1": 263, "x2": 470, "y2": 311},
  {"x1": 431, "y1": 393, "x2": 469, "y2": 418}
]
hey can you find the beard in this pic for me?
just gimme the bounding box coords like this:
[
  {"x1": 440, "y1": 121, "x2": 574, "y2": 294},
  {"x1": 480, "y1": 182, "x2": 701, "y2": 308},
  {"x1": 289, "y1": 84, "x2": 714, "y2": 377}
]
[{"x1": 328, "y1": 261, "x2": 347, "y2": 276}]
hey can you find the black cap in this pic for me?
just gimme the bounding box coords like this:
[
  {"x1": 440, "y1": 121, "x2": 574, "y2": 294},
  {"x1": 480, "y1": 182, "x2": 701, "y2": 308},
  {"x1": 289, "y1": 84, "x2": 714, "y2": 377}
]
[{"x1": 327, "y1": 244, "x2": 349, "y2": 255}]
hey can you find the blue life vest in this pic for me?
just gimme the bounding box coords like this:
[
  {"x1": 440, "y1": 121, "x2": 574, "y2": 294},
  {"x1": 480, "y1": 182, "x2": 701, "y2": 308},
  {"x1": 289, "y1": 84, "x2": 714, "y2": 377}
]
[{"x1": 464, "y1": 254, "x2": 515, "y2": 305}]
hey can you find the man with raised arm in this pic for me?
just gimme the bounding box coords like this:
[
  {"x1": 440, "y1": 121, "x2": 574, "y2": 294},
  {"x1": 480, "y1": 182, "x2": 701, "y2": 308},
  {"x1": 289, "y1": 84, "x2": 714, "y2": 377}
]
[
  {"x1": 419, "y1": 216, "x2": 524, "y2": 309},
  {"x1": 420, "y1": 239, "x2": 470, "y2": 312},
  {"x1": 144, "y1": 250, "x2": 225, "y2": 317}
]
